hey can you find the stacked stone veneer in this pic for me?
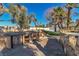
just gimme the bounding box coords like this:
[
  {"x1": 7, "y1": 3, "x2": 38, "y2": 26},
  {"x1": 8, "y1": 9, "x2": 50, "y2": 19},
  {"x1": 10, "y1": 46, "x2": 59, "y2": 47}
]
[{"x1": 0, "y1": 35, "x2": 23, "y2": 51}]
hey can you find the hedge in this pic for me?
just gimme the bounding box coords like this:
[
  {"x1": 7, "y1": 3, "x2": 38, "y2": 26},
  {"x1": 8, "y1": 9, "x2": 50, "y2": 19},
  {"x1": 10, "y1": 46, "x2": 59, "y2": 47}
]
[{"x1": 44, "y1": 30, "x2": 62, "y2": 36}]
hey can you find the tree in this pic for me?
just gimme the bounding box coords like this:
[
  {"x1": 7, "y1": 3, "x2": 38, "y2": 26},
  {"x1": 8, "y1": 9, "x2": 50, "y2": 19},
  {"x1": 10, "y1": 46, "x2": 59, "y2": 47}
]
[
  {"x1": 16, "y1": 4, "x2": 29, "y2": 30},
  {"x1": 75, "y1": 19, "x2": 79, "y2": 29},
  {"x1": 46, "y1": 8, "x2": 57, "y2": 32},
  {"x1": 0, "y1": 3, "x2": 9, "y2": 16},
  {"x1": 0, "y1": 3, "x2": 4, "y2": 16},
  {"x1": 46, "y1": 7, "x2": 65, "y2": 32},
  {"x1": 8, "y1": 4, "x2": 18, "y2": 23},
  {"x1": 65, "y1": 3, "x2": 79, "y2": 29},
  {"x1": 38, "y1": 24, "x2": 45, "y2": 28},
  {"x1": 8, "y1": 4, "x2": 29, "y2": 30},
  {"x1": 53, "y1": 7, "x2": 66, "y2": 29},
  {"x1": 28, "y1": 14, "x2": 38, "y2": 28}
]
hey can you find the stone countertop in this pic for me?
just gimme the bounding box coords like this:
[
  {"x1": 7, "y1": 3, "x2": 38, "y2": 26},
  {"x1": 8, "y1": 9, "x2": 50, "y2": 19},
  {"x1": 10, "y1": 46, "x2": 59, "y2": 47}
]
[
  {"x1": 60, "y1": 30, "x2": 79, "y2": 36},
  {"x1": 0, "y1": 31, "x2": 31, "y2": 36},
  {"x1": 64, "y1": 32, "x2": 79, "y2": 36}
]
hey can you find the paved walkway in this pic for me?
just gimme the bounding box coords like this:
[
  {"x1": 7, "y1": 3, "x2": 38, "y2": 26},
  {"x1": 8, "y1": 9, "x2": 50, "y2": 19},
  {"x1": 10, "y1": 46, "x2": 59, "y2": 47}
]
[
  {"x1": 0, "y1": 36, "x2": 65, "y2": 56},
  {"x1": 2, "y1": 45, "x2": 34, "y2": 56},
  {"x1": 32, "y1": 36, "x2": 65, "y2": 56},
  {"x1": 0, "y1": 52, "x2": 3, "y2": 56},
  {"x1": 26, "y1": 43, "x2": 45, "y2": 56}
]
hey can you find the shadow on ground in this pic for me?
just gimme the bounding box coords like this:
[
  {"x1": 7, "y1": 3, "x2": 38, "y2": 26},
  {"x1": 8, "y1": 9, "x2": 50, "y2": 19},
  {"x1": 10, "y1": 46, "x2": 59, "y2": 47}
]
[
  {"x1": 33, "y1": 37, "x2": 65, "y2": 56},
  {"x1": 1, "y1": 45, "x2": 34, "y2": 56}
]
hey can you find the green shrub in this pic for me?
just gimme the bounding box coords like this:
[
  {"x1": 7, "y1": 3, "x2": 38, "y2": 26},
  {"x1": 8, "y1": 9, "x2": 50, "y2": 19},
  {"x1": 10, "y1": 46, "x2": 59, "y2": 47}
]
[{"x1": 44, "y1": 30, "x2": 62, "y2": 36}]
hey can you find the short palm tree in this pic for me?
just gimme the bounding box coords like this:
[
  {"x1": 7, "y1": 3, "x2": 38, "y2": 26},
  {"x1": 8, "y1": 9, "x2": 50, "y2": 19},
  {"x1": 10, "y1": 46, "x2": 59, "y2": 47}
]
[
  {"x1": 8, "y1": 4, "x2": 18, "y2": 23},
  {"x1": 46, "y1": 7, "x2": 65, "y2": 32},
  {"x1": 16, "y1": 4, "x2": 29, "y2": 30},
  {"x1": 0, "y1": 3, "x2": 9, "y2": 16},
  {"x1": 0, "y1": 3, "x2": 4, "y2": 16},
  {"x1": 46, "y1": 8, "x2": 57, "y2": 32},
  {"x1": 6, "y1": 4, "x2": 29, "y2": 31},
  {"x1": 75, "y1": 19, "x2": 79, "y2": 29},
  {"x1": 28, "y1": 14, "x2": 38, "y2": 28},
  {"x1": 54, "y1": 7, "x2": 66, "y2": 29}
]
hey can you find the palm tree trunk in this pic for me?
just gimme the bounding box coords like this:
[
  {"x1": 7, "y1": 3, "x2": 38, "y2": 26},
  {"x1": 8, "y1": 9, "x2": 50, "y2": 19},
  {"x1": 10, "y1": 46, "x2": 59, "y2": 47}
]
[
  {"x1": 67, "y1": 8, "x2": 71, "y2": 29},
  {"x1": 61, "y1": 23, "x2": 63, "y2": 29},
  {"x1": 59, "y1": 22, "x2": 63, "y2": 29},
  {"x1": 34, "y1": 22, "x2": 37, "y2": 30},
  {"x1": 54, "y1": 24, "x2": 57, "y2": 32},
  {"x1": 75, "y1": 23, "x2": 79, "y2": 29},
  {"x1": 58, "y1": 23, "x2": 61, "y2": 29}
]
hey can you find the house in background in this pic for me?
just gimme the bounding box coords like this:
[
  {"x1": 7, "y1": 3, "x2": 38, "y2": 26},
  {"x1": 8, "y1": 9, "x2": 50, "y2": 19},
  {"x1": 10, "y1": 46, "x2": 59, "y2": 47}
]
[
  {"x1": 0, "y1": 26, "x2": 19, "y2": 32},
  {"x1": 29, "y1": 26, "x2": 50, "y2": 31}
]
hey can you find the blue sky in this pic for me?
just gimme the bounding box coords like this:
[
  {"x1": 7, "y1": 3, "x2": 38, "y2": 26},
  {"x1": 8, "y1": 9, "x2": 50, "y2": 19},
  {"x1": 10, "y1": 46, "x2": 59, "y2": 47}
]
[{"x1": 0, "y1": 3, "x2": 79, "y2": 26}]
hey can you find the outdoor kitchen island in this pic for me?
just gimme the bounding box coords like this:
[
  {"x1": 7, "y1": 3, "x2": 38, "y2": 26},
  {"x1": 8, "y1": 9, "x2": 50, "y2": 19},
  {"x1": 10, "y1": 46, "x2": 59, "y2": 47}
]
[{"x1": 60, "y1": 30, "x2": 79, "y2": 56}]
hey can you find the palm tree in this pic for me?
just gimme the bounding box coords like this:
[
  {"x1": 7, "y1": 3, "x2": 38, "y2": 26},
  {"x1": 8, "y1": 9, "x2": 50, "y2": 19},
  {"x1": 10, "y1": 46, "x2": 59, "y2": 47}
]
[
  {"x1": 0, "y1": 3, "x2": 9, "y2": 16},
  {"x1": 54, "y1": 7, "x2": 66, "y2": 29},
  {"x1": 16, "y1": 4, "x2": 29, "y2": 30},
  {"x1": 8, "y1": 4, "x2": 18, "y2": 23},
  {"x1": 28, "y1": 14, "x2": 38, "y2": 29},
  {"x1": 46, "y1": 8, "x2": 57, "y2": 32},
  {"x1": 75, "y1": 19, "x2": 79, "y2": 29},
  {"x1": 46, "y1": 7, "x2": 65, "y2": 32},
  {"x1": 0, "y1": 3, "x2": 4, "y2": 16},
  {"x1": 39, "y1": 22, "x2": 45, "y2": 28},
  {"x1": 65, "y1": 3, "x2": 79, "y2": 29},
  {"x1": 8, "y1": 4, "x2": 29, "y2": 30}
]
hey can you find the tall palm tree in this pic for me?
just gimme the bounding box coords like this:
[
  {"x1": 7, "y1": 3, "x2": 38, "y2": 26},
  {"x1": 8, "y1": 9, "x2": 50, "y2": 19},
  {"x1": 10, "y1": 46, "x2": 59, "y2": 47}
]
[{"x1": 65, "y1": 3, "x2": 79, "y2": 29}]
